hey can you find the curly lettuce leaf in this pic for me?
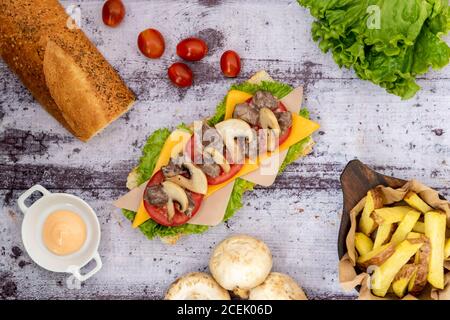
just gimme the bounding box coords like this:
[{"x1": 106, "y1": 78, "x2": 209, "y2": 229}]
[{"x1": 299, "y1": 0, "x2": 450, "y2": 99}]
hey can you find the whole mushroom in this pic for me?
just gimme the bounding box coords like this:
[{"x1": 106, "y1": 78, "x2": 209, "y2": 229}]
[
  {"x1": 209, "y1": 234, "x2": 272, "y2": 299},
  {"x1": 165, "y1": 272, "x2": 230, "y2": 300},
  {"x1": 249, "y1": 272, "x2": 308, "y2": 300}
]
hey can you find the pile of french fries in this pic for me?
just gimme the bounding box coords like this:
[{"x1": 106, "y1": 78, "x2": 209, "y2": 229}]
[{"x1": 355, "y1": 189, "x2": 450, "y2": 298}]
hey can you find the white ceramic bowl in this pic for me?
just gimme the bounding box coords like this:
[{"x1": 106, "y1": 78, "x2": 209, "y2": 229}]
[{"x1": 18, "y1": 185, "x2": 102, "y2": 282}]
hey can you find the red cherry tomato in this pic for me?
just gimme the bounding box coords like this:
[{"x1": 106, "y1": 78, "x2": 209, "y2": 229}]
[
  {"x1": 168, "y1": 63, "x2": 193, "y2": 87},
  {"x1": 177, "y1": 38, "x2": 208, "y2": 61},
  {"x1": 143, "y1": 171, "x2": 203, "y2": 227},
  {"x1": 102, "y1": 0, "x2": 125, "y2": 27},
  {"x1": 137, "y1": 29, "x2": 165, "y2": 59},
  {"x1": 220, "y1": 50, "x2": 241, "y2": 78}
]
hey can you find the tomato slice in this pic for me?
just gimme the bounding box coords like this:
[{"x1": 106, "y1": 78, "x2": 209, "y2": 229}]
[
  {"x1": 278, "y1": 126, "x2": 292, "y2": 146},
  {"x1": 277, "y1": 102, "x2": 288, "y2": 112},
  {"x1": 143, "y1": 170, "x2": 203, "y2": 227}
]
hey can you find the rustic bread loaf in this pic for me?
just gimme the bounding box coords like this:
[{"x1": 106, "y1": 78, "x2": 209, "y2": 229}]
[{"x1": 0, "y1": 0, "x2": 135, "y2": 141}]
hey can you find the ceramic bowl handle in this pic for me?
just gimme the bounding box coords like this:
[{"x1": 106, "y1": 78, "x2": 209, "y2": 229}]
[
  {"x1": 69, "y1": 252, "x2": 103, "y2": 282},
  {"x1": 18, "y1": 185, "x2": 51, "y2": 214}
]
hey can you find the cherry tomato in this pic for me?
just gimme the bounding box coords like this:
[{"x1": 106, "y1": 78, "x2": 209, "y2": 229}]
[
  {"x1": 220, "y1": 50, "x2": 241, "y2": 78},
  {"x1": 176, "y1": 38, "x2": 208, "y2": 61},
  {"x1": 137, "y1": 28, "x2": 165, "y2": 59},
  {"x1": 102, "y1": 0, "x2": 125, "y2": 27},
  {"x1": 168, "y1": 62, "x2": 193, "y2": 87},
  {"x1": 143, "y1": 171, "x2": 203, "y2": 227}
]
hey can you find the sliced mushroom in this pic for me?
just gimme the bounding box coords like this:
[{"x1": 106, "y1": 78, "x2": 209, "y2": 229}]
[
  {"x1": 259, "y1": 108, "x2": 280, "y2": 152},
  {"x1": 165, "y1": 272, "x2": 231, "y2": 300},
  {"x1": 167, "y1": 163, "x2": 208, "y2": 195},
  {"x1": 162, "y1": 181, "x2": 189, "y2": 221},
  {"x1": 204, "y1": 147, "x2": 230, "y2": 173},
  {"x1": 215, "y1": 119, "x2": 254, "y2": 163}
]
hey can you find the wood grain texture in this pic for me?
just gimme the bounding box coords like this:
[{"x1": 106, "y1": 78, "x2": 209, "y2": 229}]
[{"x1": 1, "y1": 0, "x2": 450, "y2": 300}]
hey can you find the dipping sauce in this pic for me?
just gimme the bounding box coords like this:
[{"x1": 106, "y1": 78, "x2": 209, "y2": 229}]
[{"x1": 42, "y1": 210, "x2": 87, "y2": 256}]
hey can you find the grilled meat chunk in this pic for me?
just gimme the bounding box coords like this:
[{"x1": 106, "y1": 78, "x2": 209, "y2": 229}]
[
  {"x1": 275, "y1": 111, "x2": 292, "y2": 135},
  {"x1": 144, "y1": 185, "x2": 168, "y2": 207},
  {"x1": 251, "y1": 91, "x2": 278, "y2": 111},
  {"x1": 233, "y1": 103, "x2": 259, "y2": 126},
  {"x1": 184, "y1": 192, "x2": 196, "y2": 217}
]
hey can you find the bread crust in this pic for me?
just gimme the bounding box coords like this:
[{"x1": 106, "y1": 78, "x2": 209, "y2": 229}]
[{"x1": 0, "y1": 0, "x2": 135, "y2": 141}]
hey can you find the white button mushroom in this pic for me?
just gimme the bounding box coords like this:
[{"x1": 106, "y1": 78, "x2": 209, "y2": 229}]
[
  {"x1": 165, "y1": 272, "x2": 231, "y2": 300},
  {"x1": 249, "y1": 272, "x2": 308, "y2": 300},
  {"x1": 209, "y1": 234, "x2": 272, "y2": 299}
]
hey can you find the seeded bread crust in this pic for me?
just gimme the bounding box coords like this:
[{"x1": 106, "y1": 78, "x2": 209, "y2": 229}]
[{"x1": 0, "y1": 0, "x2": 135, "y2": 141}]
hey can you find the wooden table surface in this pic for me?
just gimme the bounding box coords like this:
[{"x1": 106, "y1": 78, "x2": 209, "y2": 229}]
[{"x1": 1, "y1": 0, "x2": 450, "y2": 300}]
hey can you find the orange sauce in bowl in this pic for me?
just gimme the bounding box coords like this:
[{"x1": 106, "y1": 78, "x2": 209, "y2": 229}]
[{"x1": 42, "y1": 210, "x2": 87, "y2": 256}]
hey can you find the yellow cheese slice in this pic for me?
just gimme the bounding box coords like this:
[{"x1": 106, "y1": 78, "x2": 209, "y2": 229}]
[
  {"x1": 151, "y1": 129, "x2": 192, "y2": 177},
  {"x1": 224, "y1": 90, "x2": 253, "y2": 120},
  {"x1": 132, "y1": 201, "x2": 149, "y2": 228},
  {"x1": 205, "y1": 113, "x2": 319, "y2": 197}
]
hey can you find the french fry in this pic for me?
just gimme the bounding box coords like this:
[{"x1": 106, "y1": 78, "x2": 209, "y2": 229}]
[
  {"x1": 392, "y1": 264, "x2": 417, "y2": 298},
  {"x1": 412, "y1": 221, "x2": 425, "y2": 233},
  {"x1": 408, "y1": 236, "x2": 430, "y2": 295},
  {"x1": 425, "y1": 211, "x2": 446, "y2": 289},
  {"x1": 391, "y1": 209, "x2": 421, "y2": 245},
  {"x1": 357, "y1": 243, "x2": 395, "y2": 269},
  {"x1": 359, "y1": 188, "x2": 384, "y2": 235},
  {"x1": 404, "y1": 191, "x2": 432, "y2": 213},
  {"x1": 355, "y1": 232, "x2": 374, "y2": 256},
  {"x1": 371, "y1": 239, "x2": 423, "y2": 297},
  {"x1": 445, "y1": 238, "x2": 450, "y2": 260},
  {"x1": 373, "y1": 224, "x2": 394, "y2": 250},
  {"x1": 372, "y1": 206, "x2": 413, "y2": 225}
]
